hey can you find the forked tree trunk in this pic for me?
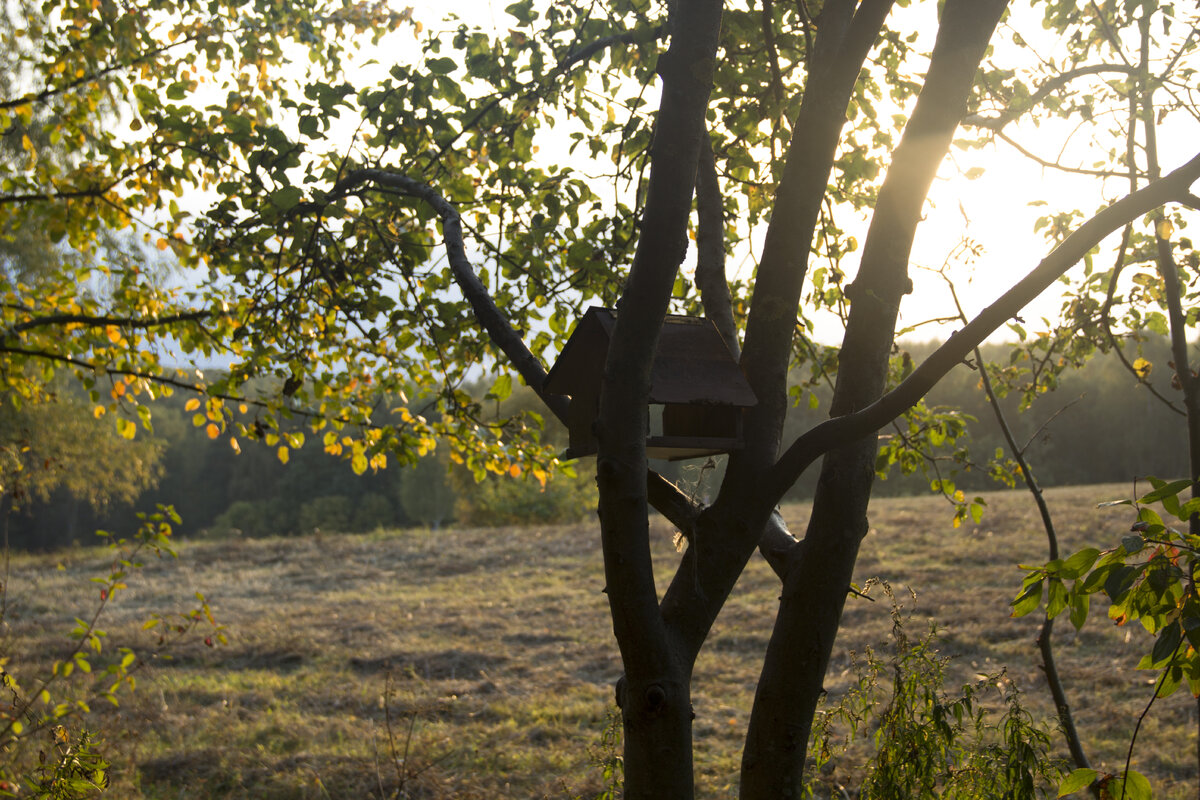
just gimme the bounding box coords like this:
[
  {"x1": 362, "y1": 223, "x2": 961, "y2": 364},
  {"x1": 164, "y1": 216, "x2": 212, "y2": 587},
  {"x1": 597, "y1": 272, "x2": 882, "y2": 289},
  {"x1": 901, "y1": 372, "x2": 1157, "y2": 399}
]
[
  {"x1": 741, "y1": 1, "x2": 1009, "y2": 795},
  {"x1": 593, "y1": 1, "x2": 723, "y2": 796}
]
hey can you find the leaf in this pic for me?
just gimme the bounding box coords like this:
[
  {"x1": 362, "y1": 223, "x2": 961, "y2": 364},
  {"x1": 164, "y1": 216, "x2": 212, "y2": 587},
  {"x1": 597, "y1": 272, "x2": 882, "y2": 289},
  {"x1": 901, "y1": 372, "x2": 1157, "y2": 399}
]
[
  {"x1": 427, "y1": 56, "x2": 457, "y2": 74},
  {"x1": 1132, "y1": 357, "x2": 1153, "y2": 379},
  {"x1": 1069, "y1": 591, "x2": 1090, "y2": 630},
  {"x1": 1058, "y1": 768, "x2": 1096, "y2": 796},
  {"x1": 490, "y1": 373, "x2": 513, "y2": 402},
  {"x1": 277, "y1": 446, "x2": 290, "y2": 464},
  {"x1": 1060, "y1": 547, "x2": 1101, "y2": 579},
  {"x1": 185, "y1": 398, "x2": 201, "y2": 412},
  {"x1": 1121, "y1": 535, "x2": 1145, "y2": 555},
  {"x1": 1104, "y1": 565, "x2": 1138, "y2": 601},
  {"x1": 1046, "y1": 578, "x2": 1068, "y2": 619},
  {"x1": 206, "y1": 422, "x2": 220, "y2": 439},
  {"x1": 1118, "y1": 770, "x2": 1153, "y2": 800},
  {"x1": 1139, "y1": 478, "x2": 1191, "y2": 506},
  {"x1": 1151, "y1": 621, "x2": 1183, "y2": 665},
  {"x1": 1011, "y1": 580, "x2": 1043, "y2": 617}
]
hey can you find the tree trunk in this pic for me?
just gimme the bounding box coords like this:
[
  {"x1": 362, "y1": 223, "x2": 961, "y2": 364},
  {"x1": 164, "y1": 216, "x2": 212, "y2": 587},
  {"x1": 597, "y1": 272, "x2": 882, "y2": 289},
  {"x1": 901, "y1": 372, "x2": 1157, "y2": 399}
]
[
  {"x1": 740, "y1": 2, "x2": 1010, "y2": 795},
  {"x1": 592, "y1": 2, "x2": 723, "y2": 797}
]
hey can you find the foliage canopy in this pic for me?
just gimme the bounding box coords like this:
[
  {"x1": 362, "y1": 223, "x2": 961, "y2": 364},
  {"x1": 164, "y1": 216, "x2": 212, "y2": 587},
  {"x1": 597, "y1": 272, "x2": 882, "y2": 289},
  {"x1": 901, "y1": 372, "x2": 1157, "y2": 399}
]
[{"x1": 2, "y1": 0, "x2": 1200, "y2": 796}]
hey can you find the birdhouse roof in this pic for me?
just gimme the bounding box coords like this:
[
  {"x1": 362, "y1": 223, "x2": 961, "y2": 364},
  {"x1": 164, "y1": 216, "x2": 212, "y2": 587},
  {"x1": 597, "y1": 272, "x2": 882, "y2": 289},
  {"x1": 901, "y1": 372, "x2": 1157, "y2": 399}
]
[{"x1": 544, "y1": 307, "x2": 756, "y2": 407}]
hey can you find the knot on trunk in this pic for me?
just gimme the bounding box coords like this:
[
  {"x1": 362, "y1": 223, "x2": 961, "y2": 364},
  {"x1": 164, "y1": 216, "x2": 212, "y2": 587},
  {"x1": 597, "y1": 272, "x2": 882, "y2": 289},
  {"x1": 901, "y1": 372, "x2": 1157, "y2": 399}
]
[{"x1": 645, "y1": 683, "x2": 667, "y2": 712}]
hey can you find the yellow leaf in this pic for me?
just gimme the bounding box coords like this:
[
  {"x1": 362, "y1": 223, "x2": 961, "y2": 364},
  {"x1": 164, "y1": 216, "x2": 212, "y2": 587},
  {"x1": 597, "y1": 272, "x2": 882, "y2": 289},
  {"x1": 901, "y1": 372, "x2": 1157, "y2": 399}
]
[
  {"x1": 352, "y1": 453, "x2": 368, "y2": 475},
  {"x1": 1157, "y1": 219, "x2": 1174, "y2": 240},
  {"x1": 229, "y1": 437, "x2": 241, "y2": 454},
  {"x1": 206, "y1": 422, "x2": 220, "y2": 439},
  {"x1": 532, "y1": 468, "x2": 547, "y2": 488},
  {"x1": 156, "y1": 238, "x2": 170, "y2": 251},
  {"x1": 239, "y1": 403, "x2": 248, "y2": 414},
  {"x1": 277, "y1": 446, "x2": 289, "y2": 464},
  {"x1": 92, "y1": 405, "x2": 106, "y2": 419},
  {"x1": 185, "y1": 398, "x2": 201, "y2": 412},
  {"x1": 508, "y1": 463, "x2": 522, "y2": 478},
  {"x1": 606, "y1": 104, "x2": 616, "y2": 123},
  {"x1": 105, "y1": 325, "x2": 122, "y2": 343},
  {"x1": 1133, "y1": 357, "x2": 1153, "y2": 379}
]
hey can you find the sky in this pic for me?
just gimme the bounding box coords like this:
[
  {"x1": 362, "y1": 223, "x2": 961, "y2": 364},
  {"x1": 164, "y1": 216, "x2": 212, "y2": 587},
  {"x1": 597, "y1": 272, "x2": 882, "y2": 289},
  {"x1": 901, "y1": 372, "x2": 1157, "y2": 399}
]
[{"x1": 353, "y1": 0, "x2": 1197, "y2": 346}]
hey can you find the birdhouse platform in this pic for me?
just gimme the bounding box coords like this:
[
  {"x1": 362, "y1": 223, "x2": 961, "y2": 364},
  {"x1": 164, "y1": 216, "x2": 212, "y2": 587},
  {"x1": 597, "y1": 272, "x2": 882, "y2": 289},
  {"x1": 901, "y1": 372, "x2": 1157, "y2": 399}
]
[{"x1": 543, "y1": 307, "x2": 756, "y2": 460}]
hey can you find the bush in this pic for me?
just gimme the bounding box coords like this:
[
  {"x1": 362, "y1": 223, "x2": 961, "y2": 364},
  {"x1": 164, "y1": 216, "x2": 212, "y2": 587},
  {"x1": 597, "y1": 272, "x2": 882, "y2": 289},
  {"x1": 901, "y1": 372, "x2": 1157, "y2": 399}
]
[
  {"x1": 0, "y1": 507, "x2": 223, "y2": 797},
  {"x1": 297, "y1": 494, "x2": 354, "y2": 534},
  {"x1": 208, "y1": 497, "x2": 296, "y2": 538},
  {"x1": 352, "y1": 492, "x2": 396, "y2": 532},
  {"x1": 808, "y1": 582, "x2": 1063, "y2": 799},
  {"x1": 455, "y1": 466, "x2": 596, "y2": 527}
]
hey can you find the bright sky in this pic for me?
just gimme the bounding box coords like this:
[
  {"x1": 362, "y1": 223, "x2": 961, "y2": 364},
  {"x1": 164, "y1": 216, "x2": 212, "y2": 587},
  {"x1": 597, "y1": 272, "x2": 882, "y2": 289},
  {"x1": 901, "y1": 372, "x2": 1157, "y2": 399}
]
[{"x1": 378, "y1": 0, "x2": 1197, "y2": 347}]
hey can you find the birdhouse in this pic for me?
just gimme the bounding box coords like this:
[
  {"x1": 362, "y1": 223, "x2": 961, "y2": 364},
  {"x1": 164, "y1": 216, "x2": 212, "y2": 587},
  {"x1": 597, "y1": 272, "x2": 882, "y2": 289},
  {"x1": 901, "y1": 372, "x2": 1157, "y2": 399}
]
[{"x1": 544, "y1": 307, "x2": 757, "y2": 460}]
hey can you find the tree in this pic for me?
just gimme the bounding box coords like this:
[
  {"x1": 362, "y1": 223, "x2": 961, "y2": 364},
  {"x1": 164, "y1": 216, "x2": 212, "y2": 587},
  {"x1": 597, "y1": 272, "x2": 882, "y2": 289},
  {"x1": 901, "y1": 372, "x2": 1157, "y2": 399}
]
[{"x1": 2, "y1": 0, "x2": 1199, "y2": 797}]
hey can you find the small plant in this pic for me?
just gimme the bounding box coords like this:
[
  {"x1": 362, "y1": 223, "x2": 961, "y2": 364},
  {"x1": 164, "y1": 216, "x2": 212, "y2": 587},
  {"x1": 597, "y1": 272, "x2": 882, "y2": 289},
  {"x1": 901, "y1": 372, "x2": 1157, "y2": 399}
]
[
  {"x1": 588, "y1": 708, "x2": 623, "y2": 800},
  {"x1": 0, "y1": 505, "x2": 224, "y2": 796},
  {"x1": 809, "y1": 582, "x2": 1063, "y2": 799},
  {"x1": 1015, "y1": 477, "x2": 1200, "y2": 799}
]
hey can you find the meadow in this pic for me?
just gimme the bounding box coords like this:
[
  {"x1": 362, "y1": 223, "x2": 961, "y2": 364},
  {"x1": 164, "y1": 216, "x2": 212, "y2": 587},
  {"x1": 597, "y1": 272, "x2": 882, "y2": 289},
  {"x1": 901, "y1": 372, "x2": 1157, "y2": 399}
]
[{"x1": 4, "y1": 483, "x2": 1196, "y2": 798}]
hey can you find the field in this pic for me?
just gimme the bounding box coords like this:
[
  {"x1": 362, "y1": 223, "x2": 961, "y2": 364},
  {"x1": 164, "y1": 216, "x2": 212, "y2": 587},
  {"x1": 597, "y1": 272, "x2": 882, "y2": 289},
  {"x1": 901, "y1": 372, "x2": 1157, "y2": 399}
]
[{"x1": 3, "y1": 483, "x2": 1197, "y2": 798}]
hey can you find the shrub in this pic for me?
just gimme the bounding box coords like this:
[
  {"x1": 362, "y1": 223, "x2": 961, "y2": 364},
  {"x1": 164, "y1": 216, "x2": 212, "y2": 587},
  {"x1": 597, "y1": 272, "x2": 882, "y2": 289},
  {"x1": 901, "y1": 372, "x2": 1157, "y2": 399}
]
[
  {"x1": 0, "y1": 507, "x2": 223, "y2": 797},
  {"x1": 352, "y1": 492, "x2": 396, "y2": 532},
  {"x1": 455, "y1": 466, "x2": 596, "y2": 527},
  {"x1": 297, "y1": 494, "x2": 354, "y2": 534}
]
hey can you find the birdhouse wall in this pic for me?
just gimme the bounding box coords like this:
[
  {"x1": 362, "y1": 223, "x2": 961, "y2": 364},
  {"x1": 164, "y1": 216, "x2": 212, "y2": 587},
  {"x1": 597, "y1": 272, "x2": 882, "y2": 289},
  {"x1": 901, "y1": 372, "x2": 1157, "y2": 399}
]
[
  {"x1": 662, "y1": 403, "x2": 740, "y2": 440},
  {"x1": 566, "y1": 393, "x2": 600, "y2": 457}
]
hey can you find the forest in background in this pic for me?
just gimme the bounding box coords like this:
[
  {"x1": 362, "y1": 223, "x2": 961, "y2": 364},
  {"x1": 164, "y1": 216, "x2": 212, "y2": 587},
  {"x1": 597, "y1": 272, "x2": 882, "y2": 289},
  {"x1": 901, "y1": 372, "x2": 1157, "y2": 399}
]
[{"x1": 2, "y1": 333, "x2": 1187, "y2": 551}]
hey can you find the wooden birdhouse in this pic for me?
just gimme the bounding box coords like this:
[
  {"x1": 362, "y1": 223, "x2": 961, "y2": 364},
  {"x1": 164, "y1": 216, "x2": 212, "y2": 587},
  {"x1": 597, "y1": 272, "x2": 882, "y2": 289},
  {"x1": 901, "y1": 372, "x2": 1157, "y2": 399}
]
[{"x1": 544, "y1": 307, "x2": 757, "y2": 460}]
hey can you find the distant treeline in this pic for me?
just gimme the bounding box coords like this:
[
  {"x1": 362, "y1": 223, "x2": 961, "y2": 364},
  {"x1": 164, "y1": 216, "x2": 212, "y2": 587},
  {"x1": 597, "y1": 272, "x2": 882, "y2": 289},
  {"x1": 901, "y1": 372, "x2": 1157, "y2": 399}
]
[{"x1": 5, "y1": 337, "x2": 1190, "y2": 549}]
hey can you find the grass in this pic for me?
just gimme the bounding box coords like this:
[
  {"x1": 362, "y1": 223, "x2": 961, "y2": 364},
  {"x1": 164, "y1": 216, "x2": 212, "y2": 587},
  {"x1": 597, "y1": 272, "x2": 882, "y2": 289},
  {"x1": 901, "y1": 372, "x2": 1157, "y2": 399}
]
[{"x1": 2, "y1": 482, "x2": 1197, "y2": 798}]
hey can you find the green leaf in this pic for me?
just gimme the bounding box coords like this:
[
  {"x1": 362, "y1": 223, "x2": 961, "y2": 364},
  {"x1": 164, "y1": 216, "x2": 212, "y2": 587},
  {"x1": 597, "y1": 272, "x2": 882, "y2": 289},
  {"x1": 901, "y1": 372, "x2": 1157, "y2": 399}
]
[
  {"x1": 1151, "y1": 621, "x2": 1183, "y2": 665},
  {"x1": 1140, "y1": 477, "x2": 1192, "y2": 506},
  {"x1": 427, "y1": 56, "x2": 458, "y2": 75},
  {"x1": 1046, "y1": 578, "x2": 1068, "y2": 618},
  {"x1": 1060, "y1": 547, "x2": 1101, "y2": 579},
  {"x1": 1068, "y1": 590, "x2": 1090, "y2": 629},
  {"x1": 269, "y1": 185, "x2": 304, "y2": 209},
  {"x1": 1104, "y1": 565, "x2": 1137, "y2": 601},
  {"x1": 490, "y1": 373, "x2": 513, "y2": 402},
  {"x1": 1011, "y1": 580, "x2": 1043, "y2": 617},
  {"x1": 1058, "y1": 768, "x2": 1096, "y2": 796},
  {"x1": 1118, "y1": 770, "x2": 1153, "y2": 800}
]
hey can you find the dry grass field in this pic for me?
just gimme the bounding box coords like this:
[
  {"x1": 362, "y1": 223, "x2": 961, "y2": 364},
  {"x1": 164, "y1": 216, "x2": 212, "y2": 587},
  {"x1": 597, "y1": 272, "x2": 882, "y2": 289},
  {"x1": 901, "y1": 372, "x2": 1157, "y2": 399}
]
[{"x1": 3, "y1": 483, "x2": 1197, "y2": 798}]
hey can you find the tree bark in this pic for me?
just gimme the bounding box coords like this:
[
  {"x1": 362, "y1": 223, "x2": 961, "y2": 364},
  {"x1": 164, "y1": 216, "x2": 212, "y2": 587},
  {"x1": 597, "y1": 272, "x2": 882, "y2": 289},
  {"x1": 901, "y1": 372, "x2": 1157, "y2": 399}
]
[
  {"x1": 740, "y1": 2, "x2": 1010, "y2": 795},
  {"x1": 593, "y1": 1, "x2": 723, "y2": 796}
]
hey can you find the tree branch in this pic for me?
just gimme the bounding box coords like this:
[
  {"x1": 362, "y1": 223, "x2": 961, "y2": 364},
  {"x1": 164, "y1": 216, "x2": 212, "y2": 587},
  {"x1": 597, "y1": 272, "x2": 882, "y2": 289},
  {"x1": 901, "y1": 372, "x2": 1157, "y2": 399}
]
[
  {"x1": 966, "y1": 63, "x2": 1138, "y2": 132},
  {"x1": 766, "y1": 151, "x2": 1200, "y2": 504},
  {"x1": 694, "y1": 131, "x2": 740, "y2": 358},
  {"x1": 2, "y1": 310, "x2": 213, "y2": 341},
  {"x1": 560, "y1": 24, "x2": 669, "y2": 71},
  {"x1": 331, "y1": 168, "x2": 570, "y2": 421}
]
